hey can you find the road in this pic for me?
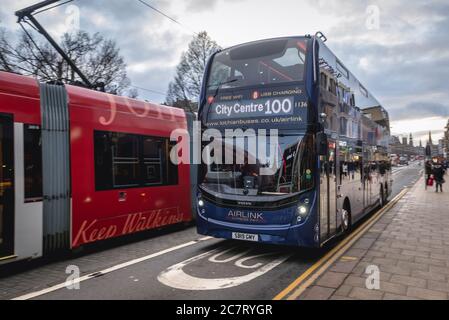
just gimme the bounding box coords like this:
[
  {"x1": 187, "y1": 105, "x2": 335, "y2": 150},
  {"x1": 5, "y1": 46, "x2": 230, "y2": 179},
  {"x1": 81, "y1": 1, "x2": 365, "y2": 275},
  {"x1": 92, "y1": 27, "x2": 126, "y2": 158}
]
[{"x1": 4, "y1": 162, "x2": 422, "y2": 300}]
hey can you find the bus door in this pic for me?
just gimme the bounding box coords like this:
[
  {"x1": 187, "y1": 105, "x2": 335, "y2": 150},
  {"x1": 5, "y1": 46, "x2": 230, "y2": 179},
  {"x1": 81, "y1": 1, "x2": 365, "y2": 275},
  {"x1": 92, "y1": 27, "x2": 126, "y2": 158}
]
[
  {"x1": 319, "y1": 139, "x2": 338, "y2": 242},
  {"x1": 0, "y1": 114, "x2": 14, "y2": 258}
]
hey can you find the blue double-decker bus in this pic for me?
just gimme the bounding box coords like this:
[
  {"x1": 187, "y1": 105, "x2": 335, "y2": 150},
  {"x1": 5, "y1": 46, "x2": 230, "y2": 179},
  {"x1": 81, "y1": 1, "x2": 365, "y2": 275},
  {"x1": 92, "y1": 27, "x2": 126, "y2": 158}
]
[{"x1": 196, "y1": 33, "x2": 392, "y2": 248}]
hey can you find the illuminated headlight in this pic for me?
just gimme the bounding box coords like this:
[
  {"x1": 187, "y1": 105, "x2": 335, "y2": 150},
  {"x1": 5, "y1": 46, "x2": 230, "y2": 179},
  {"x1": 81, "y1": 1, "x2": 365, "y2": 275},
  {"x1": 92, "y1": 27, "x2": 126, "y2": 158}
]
[
  {"x1": 297, "y1": 206, "x2": 308, "y2": 217},
  {"x1": 198, "y1": 199, "x2": 205, "y2": 207}
]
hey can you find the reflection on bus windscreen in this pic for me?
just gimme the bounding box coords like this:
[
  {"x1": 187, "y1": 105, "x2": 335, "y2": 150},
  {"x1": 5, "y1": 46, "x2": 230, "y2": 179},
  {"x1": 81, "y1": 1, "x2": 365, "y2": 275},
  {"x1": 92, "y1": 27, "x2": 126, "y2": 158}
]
[{"x1": 199, "y1": 134, "x2": 315, "y2": 197}]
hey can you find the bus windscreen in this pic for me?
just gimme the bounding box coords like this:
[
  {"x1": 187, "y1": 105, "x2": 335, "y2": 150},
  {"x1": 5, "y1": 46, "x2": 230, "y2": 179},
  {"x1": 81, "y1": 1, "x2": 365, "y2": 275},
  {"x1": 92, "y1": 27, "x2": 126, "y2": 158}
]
[
  {"x1": 207, "y1": 38, "x2": 307, "y2": 90},
  {"x1": 199, "y1": 134, "x2": 315, "y2": 198}
]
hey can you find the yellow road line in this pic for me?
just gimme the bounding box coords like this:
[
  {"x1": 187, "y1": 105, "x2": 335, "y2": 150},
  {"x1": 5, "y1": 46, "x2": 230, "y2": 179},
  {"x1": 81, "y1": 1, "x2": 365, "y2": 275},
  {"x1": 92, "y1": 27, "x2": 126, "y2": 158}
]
[
  {"x1": 340, "y1": 256, "x2": 358, "y2": 262},
  {"x1": 273, "y1": 188, "x2": 408, "y2": 300}
]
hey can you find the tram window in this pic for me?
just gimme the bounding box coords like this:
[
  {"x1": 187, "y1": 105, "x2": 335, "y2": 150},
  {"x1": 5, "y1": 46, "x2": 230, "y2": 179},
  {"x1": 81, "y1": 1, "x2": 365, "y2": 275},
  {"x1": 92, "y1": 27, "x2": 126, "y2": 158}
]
[
  {"x1": 94, "y1": 131, "x2": 178, "y2": 190},
  {"x1": 113, "y1": 133, "x2": 140, "y2": 188},
  {"x1": 24, "y1": 125, "x2": 43, "y2": 201},
  {"x1": 142, "y1": 137, "x2": 163, "y2": 185},
  {"x1": 95, "y1": 131, "x2": 113, "y2": 190},
  {"x1": 141, "y1": 137, "x2": 178, "y2": 186}
]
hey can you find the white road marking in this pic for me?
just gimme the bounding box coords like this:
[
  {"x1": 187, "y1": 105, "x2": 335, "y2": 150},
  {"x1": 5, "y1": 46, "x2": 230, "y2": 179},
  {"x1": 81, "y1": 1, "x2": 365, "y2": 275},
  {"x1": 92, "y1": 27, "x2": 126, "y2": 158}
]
[
  {"x1": 235, "y1": 252, "x2": 282, "y2": 269},
  {"x1": 11, "y1": 236, "x2": 213, "y2": 300},
  {"x1": 208, "y1": 247, "x2": 251, "y2": 263},
  {"x1": 393, "y1": 165, "x2": 422, "y2": 177},
  {"x1": 157, "y1": 247, "x2": 291, "y2": 291}
]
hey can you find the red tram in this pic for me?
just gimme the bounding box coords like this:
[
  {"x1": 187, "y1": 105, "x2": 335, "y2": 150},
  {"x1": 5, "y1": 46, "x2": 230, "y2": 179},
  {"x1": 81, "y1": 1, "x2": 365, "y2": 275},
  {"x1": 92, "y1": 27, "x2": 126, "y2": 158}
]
[{"x1": 0, "y1": 71, "x2": 195, "y2": 264}]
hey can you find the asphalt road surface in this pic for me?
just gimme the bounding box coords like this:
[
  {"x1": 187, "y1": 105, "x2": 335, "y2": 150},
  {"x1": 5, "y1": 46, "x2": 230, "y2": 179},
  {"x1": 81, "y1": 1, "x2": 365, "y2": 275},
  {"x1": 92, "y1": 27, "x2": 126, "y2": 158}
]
[{"x1": 12, "y1": 162, "x2": 423, "y2": 300}]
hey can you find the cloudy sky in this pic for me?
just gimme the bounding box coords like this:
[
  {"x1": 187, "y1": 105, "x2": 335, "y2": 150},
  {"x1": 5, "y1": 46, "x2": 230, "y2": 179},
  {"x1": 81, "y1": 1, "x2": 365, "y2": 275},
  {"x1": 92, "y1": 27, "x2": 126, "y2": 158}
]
[{"x1": 1, "y1": 0, "x2": 448, "y2": 144}]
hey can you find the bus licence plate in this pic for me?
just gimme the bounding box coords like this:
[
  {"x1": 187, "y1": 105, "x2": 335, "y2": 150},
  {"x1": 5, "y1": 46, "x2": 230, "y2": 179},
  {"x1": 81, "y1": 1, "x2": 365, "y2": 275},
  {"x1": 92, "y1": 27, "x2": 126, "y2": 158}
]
[{"x1": 232, "y1": 232, "x2": 259, "y2": 242}]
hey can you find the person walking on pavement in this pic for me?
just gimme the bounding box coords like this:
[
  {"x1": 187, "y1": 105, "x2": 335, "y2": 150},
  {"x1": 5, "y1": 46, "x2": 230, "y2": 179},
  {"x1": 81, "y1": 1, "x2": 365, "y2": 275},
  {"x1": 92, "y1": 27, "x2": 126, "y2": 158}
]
[
  {"x1": 425, "y1": 160, "x2": 433, "y2": 190},
  {"x1": 432, "y1": 161, "x2": 445, "y2": 193}
]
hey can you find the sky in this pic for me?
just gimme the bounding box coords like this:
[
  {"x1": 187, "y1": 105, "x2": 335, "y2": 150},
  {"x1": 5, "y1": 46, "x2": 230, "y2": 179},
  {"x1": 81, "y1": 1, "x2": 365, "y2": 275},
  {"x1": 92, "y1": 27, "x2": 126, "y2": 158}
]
[{"x1": 1, "y1": 0, "x2": 448, "y2": 144}]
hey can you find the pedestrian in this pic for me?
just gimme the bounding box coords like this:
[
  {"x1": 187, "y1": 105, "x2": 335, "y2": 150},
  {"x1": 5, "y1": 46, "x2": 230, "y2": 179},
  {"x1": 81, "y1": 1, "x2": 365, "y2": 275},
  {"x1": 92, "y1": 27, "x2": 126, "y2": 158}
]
[
  {"x1": 432, "y1": 162, "x2": 445, "y2": 193},
  {"x1": 425, "y1": 160, "x2": 432, "y2": 190}
]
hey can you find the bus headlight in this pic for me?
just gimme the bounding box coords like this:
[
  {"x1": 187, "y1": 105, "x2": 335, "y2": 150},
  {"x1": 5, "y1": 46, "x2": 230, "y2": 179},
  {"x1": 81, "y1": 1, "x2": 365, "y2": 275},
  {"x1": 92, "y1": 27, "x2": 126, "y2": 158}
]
[
  {"x1": 297, "y1": 206, "x2": 308, "y2": 217},
  {"x1": 295, "y1": 205, "x2": 308, "y2": 224},
  {"x1": 198, "y1": 199, "x2": 205, "y2": 207}
]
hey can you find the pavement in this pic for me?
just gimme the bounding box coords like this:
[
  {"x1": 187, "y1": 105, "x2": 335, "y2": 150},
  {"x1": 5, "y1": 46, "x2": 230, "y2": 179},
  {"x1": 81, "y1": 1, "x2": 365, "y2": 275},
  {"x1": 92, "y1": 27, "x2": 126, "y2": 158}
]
[
  {"x1": 0, "y1": 162, "x2": 425, "y2": 300},
  {"x1": 299, "y1": 173, "x2": 449, "y2": 300}
]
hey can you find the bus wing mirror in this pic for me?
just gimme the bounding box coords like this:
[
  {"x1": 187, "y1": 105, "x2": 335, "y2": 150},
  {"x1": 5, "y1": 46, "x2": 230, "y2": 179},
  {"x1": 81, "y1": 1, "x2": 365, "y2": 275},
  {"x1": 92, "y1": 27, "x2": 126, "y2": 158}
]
[{"x1": 317, "y1": 132, "x2": 328, "y2": 156}]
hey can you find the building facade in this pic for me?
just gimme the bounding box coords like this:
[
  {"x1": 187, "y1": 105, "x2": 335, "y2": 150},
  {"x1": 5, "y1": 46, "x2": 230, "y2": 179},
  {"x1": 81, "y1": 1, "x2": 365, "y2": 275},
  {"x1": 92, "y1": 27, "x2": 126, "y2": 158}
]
[
  {"x1": 442, "y1": 120, "x2": 449, "y2": 158},
  {"x1": 427, "y1": 131, "x2": 440, "y2": 158},
  {"x1": 390, "y1": 134, "x2": 424, "y2": 157}
]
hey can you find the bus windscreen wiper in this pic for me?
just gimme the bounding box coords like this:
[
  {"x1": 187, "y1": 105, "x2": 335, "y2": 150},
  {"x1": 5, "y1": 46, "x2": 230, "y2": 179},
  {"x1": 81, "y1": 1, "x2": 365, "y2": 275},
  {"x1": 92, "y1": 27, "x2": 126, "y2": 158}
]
[
  {"x1": 204, "y1": 78, "x2": 239, "y2": 123},
  {"x1": 207, "y1": 78, "x2": 239, "y2": 90},
  {"x1": 208, "y1": 78, "x2": 239, "y2": 102}
]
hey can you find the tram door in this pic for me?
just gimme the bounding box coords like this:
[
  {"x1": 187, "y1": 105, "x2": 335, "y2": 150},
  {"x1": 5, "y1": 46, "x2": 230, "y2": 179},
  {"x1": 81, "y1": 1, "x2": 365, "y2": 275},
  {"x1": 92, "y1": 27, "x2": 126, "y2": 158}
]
[
  {"x1": 320, "y1": 139, "x2": 338, "y2": 242},
  {"x1": 0, "y1": 114, "x2": 14, "y2": 258}
]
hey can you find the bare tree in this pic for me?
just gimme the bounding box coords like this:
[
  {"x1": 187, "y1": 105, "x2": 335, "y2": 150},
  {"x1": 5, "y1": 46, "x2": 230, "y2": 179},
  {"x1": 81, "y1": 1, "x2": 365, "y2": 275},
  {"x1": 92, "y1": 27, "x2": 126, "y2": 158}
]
[
  {"x1": 0, "y1": 27, "x2": 15, "y2": 72},
  {"x1": 1, "y1": 28, "x2": 136, "y2": 97},
  {"x1": 166, "y1": 31, "x2": 221, "y2": 112}
]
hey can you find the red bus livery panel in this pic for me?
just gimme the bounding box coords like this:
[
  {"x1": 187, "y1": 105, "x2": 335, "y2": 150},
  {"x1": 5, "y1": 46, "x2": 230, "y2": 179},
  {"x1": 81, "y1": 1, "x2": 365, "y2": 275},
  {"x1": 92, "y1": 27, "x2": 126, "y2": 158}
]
[
  {"x1": 73, "y1": 207, "x2": 184, "y2": 247},
  {"x1": 0, "y1": 71, "x2": 193, "y2": 264}
]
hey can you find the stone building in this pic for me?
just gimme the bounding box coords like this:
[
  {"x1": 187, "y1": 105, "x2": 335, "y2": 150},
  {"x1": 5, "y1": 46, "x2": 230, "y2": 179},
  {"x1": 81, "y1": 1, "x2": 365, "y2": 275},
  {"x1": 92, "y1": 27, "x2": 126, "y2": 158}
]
[
  {"x1": 390, "y1": 133, "x2": 424, "y2": 156},
  {"x1": 427, "y1": 131, "x2": 439, "y2": 157},
  {"x1": 442, "y1": 120, "x2": 449, "y2": 158}
]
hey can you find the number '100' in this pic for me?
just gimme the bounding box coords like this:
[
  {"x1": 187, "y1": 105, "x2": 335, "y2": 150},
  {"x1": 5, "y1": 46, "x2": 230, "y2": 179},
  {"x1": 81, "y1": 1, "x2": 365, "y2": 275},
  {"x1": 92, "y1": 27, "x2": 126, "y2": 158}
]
[{"x1": 264, "y1": 98, "x2": 292, "y2": 115}]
